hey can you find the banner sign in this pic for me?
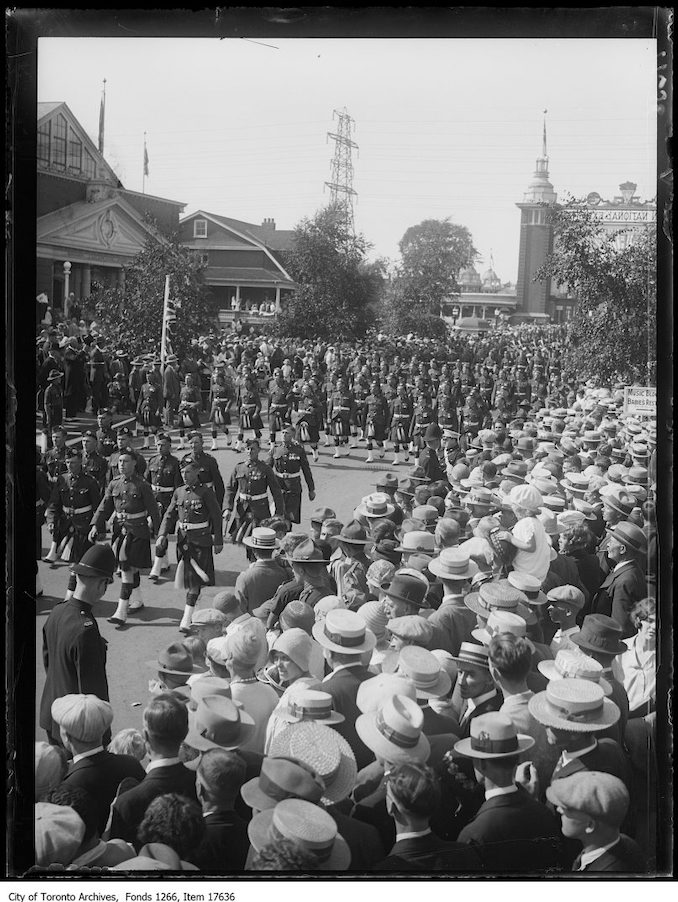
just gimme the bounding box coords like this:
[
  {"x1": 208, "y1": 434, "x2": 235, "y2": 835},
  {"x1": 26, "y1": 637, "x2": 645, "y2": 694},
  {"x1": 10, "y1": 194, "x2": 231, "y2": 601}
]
[{"x1": 623, "y1": 386, "x2": 656, "y2": 417}]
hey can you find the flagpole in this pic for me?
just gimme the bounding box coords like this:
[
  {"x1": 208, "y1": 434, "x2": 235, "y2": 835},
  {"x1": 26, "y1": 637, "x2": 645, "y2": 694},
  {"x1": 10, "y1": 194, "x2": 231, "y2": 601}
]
[
  {"x1": 143, "y1": 131, "x2": 147, "y2": 194},
  {"x1": 98, "y1": 79, "x2": 106, "y2": 154},
  {"x1": 160, "y1": 274, "x2": 170, "y2": 372}
]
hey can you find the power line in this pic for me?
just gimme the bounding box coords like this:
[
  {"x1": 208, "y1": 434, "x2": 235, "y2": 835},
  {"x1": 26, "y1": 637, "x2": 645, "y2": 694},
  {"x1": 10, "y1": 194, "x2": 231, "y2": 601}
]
[{"x1": 324, "y1": 108, "x2": 358, "y2": 235}]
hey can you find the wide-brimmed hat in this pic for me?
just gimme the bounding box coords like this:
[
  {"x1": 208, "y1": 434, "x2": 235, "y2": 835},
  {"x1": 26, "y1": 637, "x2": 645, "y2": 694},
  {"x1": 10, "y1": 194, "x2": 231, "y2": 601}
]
[
  {"x1": 604, "y1": 521, "x2": 648, "y2": 556},
  {"x1": 501, "y1": 460, "x2": 528, "y2": 480},
  {"x1": 285, "y1": 539, "x2": 325, "y2": 564},
  {"x1": 464, "y1": 580, "x2": 536, "y2": 626},
  {"x1": 395, "y1": 530, "x2": 435, "y2": 555},
  {"x1": 248, "y1": 799, "x2": 351, "y2": 870},
  {"x1": 506, "y1": 572, "x2": 548, "y2": 606},
  {"x1": 454, "y1": 712, "x2": 535, "y2": 760},
  {"x1": 185, "y1": 695, "x2": 255, "y2": 751},
  {"x1": 356, "y1": 493, "x2": 396, "y2": 519},
  {"x1": 464, "y1": 487, "x2": 500, "y2": 510},
  {"x1": 528, "y1": 679, "x2": 620, "y2": 732},
  {"x1": 279, "y1": 689, "x2": 345, "y2": 726},
  {"x1": 310, "y1": 506, "x2": 336, "y2": 525},
  {"x1": 386, "y1": 645, "x2": 451, "y2": 699},
  {"x1": 472, "y1": 610, "x2": 529, "y2": 646},
  {"x1": 338, "y1": 520, "x2": 369, "y2": 545},
  {"x1": 571, "y1": 614, "x2": 627, "y2": 656},
  {"x1": 71, "y1": 543, "x2": 116, "y2": 581},
  {"x1": 601, "y1": 489, "x2": 635, "y2": 517},
  {"x1": 356, "y1": 694, "x2": 430, "y2": 765},
  {"x1": 51, "y1": 694, "x2": 113, "y2": 742},
  {"x1": 148, "y1": 642, "x2": 206, "y2": 676},
  {"x1": 240, "y1": 756, "x2": 325, "y2": 811},
  {"x1": 538, "y1": 650, "x2": 612, "y2": 696},
  {"x1": 381, "y1": 571, "x2": 428, "y2": 608},
  {"x1": 428, "y1": 547, "x2": 479, "y2": 581},
  {"x1": 312, "y1": 609, "x2": 376, "y2": 655},
  {"x1": 243, "y1": 526, "x2": 279, "y2": 550},
  {"x1": 187, "y1": 676, "x2": 232, "y2": 710},
  {"x1": 368, "y1": 538, "x2": 402, "y2": 567},
  {"x1": 396, "y1": 477, "x2": 417, "y2": 497},
  {"x1": 356, "y1": 673, "x2": 416, "y2": 714},
  {"x1": 268, "y1": 721, "x2": 357, "y2": 805},
  {"x1": 375, "y1": 473, "x2": 399, "y2": 492},
  {"x1": 560, "y1": 473, "x2": 591, "y2": 495}
]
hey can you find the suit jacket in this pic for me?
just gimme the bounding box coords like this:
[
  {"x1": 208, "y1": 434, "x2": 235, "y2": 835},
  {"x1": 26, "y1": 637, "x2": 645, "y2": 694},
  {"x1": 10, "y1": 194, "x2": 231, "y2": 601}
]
[
  {"x1": 422, "y1": 706, "x2": 460, "y2": 737},
  {"x1": 378, "y1": 833, "x2": 481, "y2": 872},
  {"x1": 550, "y1": 739, "x2": 632, "y2": 791},
  {"x1": 457, "y1": 787, "x2": 561, "y2": 872},
  {"x1": 322, "y1": 665, "x2": 375, "y2": 769},
  {"x1": 457, "y1": 691, "x2": 503, "y2": 739},
  {"x1": 426, "y1": 601, "x2": 476, "y2": 656},
  {"x1": 327, "y1": 806, "x2": 386, "y2": 870},
  {"x1": 110, "y1": 762, "x2": 199, "y2": 847},
  {"x1": 187, "y1": 809, "x2": 250, "y2": 872},
  {"x1": 575, "y1": 834, "x2": 646, "y2": 873},
  {"x1": 591, "y1": 562, "x2": 646, "y2": 638},
  {"x1": 63, "y1": 750, "x2": 146, "y2": 835},
  {"x1": 417, "y1": 447, "x2": 446, "y2": 483}
]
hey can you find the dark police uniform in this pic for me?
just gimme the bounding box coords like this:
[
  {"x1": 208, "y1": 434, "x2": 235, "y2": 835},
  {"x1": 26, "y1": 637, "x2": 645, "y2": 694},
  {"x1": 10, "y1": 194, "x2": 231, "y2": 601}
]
[
  {"x1": 91, "y1": 473, "x2": 160, "y2": 571},
  {"x1": 225, "y1": 457, "x2": 284, "y2": 542},
  {"x1": 180, "y1": 449, "x2": 225, "y2": 508},
  {"x1": 266, "y1": 440, "x2": 315, "y2": 524},
  {"x1": 45, "y1": 470, "x2": 101, "y2": 564},
  {"x1": 40, "y1": 598, "x2": 109, "y2": 745},
  {"x1": 158, "y1": 483, "x2": 223, "y2": 594}
]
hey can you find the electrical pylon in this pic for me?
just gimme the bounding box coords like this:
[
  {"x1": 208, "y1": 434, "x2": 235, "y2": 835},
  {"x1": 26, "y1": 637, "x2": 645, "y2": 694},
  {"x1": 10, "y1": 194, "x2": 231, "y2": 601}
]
[{"x1": 325, "y1": 108, "x2": 358, "y2": 234}]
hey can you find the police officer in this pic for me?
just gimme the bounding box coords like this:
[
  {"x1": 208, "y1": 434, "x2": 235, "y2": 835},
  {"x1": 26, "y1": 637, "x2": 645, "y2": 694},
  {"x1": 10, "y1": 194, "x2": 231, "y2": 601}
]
[
  {"x1": 267, "y1": 368, "x2": 292, "y2": 448},
  {"x1": 155, "y1": 459, "x2": 224, "y2": 635},
  {"x1": 45, "y1": 448, "x2": 101, "y2": 598},
  {"x1": 224, "y1": 438, "x2": 284, "y2": 544},
  {"x1": 89, "y1": 451, "x2": 160, "y2": 628},
  {"x1": 418, "y1": 422, "x2": 447, "y2": 484},
  {"x1": 39, "y1": 543, "x2": 115, "y2": 746},
  {"x1": 180, "y1": 431, "x2": 225, "y2": 508},
  {"x1": 95, "y1": 409, "x2": 117, "y2": 459},
  {"x1": 328, "y1": 376, "x2": 354, "y2": 460},
  {"x1": 177, "y1": 373, "x2": 202, "y2": 449},
  {"x1": 136, "y1": 367, "x2": 163, "y2": 449},
  {"x1": 148, "y1": 432, "x2": 183, "y2": 581},
  {"x1": 81, "y1": 430, "x2": 108, "y2": 494},
  {"x1": 364, "y1": 379, "x2": 389, "y2": 463},
  {"x1": 266, "y1": 423, "x2": 315, "y2": 525},
  {"x1": 107, "y1": 426, "x2": 147, "y2": 483}
]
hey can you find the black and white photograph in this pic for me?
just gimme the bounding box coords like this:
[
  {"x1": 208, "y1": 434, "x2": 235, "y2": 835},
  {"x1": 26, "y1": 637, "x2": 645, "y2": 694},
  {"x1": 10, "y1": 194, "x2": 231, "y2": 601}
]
[{"x1": 6, "y1": 6, "x2": 673, "y2": 884}]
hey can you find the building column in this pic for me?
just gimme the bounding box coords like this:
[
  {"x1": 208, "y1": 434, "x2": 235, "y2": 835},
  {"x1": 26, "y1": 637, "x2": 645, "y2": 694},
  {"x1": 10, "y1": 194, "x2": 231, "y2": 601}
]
[
  {"x1": 74, "y1": 266, "x2": 82, "y2": 302},
  {"x1": 118, "y1": 268, "x2": 125, "y2": 293},
  {"x1": 275, "y1": 287, "x2": 281, "y2": 313},
  {"x1": 82, "y1": 265, "x2": 91, "y2": 300},
  {"x1": 235, "y1": 285, "x2": 241, "y2": 309}
]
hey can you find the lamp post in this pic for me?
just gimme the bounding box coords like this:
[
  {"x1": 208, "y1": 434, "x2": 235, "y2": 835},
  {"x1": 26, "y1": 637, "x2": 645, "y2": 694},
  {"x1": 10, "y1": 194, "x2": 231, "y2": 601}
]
[{"x1": 63, "y1": 261, "x2": 72, "y2": 318}]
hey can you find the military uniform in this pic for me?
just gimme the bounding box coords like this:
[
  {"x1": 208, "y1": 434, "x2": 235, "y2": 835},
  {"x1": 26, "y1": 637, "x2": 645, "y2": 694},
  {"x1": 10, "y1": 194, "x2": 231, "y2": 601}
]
[
  {"x1": 39, "y1": 597, "x2": 109, "y2": 745},
  {"x1": 108, "y1": 446, "x2": 147, "y2": 483},
  {"x1": 82, "y1": 448, "x2": 109, "y2": 493},
  {"x1": 45, "y1": 471, "x2": 101, "y2": 564},
  {"x1": 43, "y1": 381, "x2": 64, "y2": 437},
  {"x1": 158, "y1": 483, "x2": 223, "y2": 596},
  {"x1": 137, "y1": 381, "x2": 163, "y2": 431},
  {"x1": 209, "y1": 381, "x2": 234, "y2": 427},
  {"x1": 96, "y1": 426, "x2": 117, "y2": 459},
  {"x1": 238, "y1": 388, "x2": 264, "y2": 439},
  {"x1": 43, "y1": 445, "x2": 69, "y2": 483},
  {"x1": 91, "y1": 473, "x2": 160, "y2": 571},
  {"x1": 88, "y1": 346, "x2": 109, "y2": 415},
  {"x1": 411, "y1": 397, "x2": 435, "y2": 451},
  {"x1": 225, "y1": 458, "x2": 284, "y2": 543},
  {"x1": 365, "y1": 391, "x2": 389, "y2": 444},
  {"x1": 147, "y1": 448, "x2": 183, "y2": 580},
  {"x1": 388, "y1": 394, "x2": 413, "y2": 448},
  {"x1": 178, "y1": 384, "x2": 202, "y2": 433},
  {"x1": 266, "y1": 440, "x2": 315, "y2": 524},
  {"x1": 180, "y1": 450, "x2": 225, "y2": 508},
  {"x1": 267, "y1": 381, "x2": 292, "y2": 441},
  {"x1": 328, "y1": 388, "x2": 354, "y2": 442}
]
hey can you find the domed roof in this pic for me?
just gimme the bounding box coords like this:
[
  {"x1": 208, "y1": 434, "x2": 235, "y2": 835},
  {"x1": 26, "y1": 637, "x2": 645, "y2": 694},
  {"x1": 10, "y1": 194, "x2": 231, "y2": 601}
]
[
  {"x1": 459, "y1": 264, "x2": 481, "y2": 287},
  {"x1": 482, "y1": 267, "x2": 500, "y2": 282}
]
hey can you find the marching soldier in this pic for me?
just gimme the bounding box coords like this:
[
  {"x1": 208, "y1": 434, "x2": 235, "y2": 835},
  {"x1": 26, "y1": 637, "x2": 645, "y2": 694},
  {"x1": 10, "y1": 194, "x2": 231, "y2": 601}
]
[
  {"x1": 410, "y1": 388, "x2": 435, "y2": 455},
  {"x1": 328, "y1": 376, "x2": 354, "y2": 460},
  {"x1": 180, "y1": 431, "x2": 225, "y2": 508},
  {"x1": 42, "y1": 370, "x2": 64, "y2": 452},
  {"x1": 364, "y1": 379, "x2": 388, "y2": 463},
  {"x1": 154, "y1": 459, "x2": 224, "y2": 635},
  {"x1": 128, "y1": 357, "x2": 145, "y2": 412},
  {"x1": 223, "y1": 438, "x2": 284, "y2": 544},
  {"x1": 106, "y1": 373, "x2": 129, "y2": 416},
  {"x1": 294, "y1": 384, "x2": 323, "y2": 462},
  {"x1": 208, "y1": 365, "x2": 234, "y2": 451},
  {"x1": 95, "y1": 409, "x2": 117, "y2": 459},
  {"x1": 236, "y1": 375, "x2": 264, "y2": 452},
  {"x1": 42, "y1": 425, "x2": 69, "y2": 485},
  {"x1": 388, "y1": 381, "x2": 413, "y2": 466},
  {"x1": 89, "y1": 451, "x2": 160, "y2": 628},
  {"x1": 162, "y1": 353, "x2": 181, "y2": 429},
  {"x1": 177, "y1": 373, "x2": 202, "y2": 449},
  {"x1": 266, "y1": 423, "x2": 315, "y2": 525},
  {"x1": 136, "y1": 367, "x2": 163, "y2": 449},
  {"x1": 45, "y1": 448, "x2": 101, "y2": 596},
  {"x1": 267, "y1": 369, "x2": 292, "y2": 448},
  {"x1": 81, "y1": 430, "x2": 108, "y2": 494},
  {"x1": 148, "y1": 432, "x2": 183, "y2": 581},
  {"x1": 351, "y1": 373, "x2": 370, "y2": 448},
  {"x1": 107, "y1": 426, "x2": 147, "y2": 483}
]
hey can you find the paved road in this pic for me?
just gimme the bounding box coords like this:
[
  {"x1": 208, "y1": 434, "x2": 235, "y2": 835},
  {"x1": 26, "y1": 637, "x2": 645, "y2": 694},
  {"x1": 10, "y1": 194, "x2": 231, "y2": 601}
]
[{"x1": 35, "y1": 432, "x2": 399, "y2": 739}]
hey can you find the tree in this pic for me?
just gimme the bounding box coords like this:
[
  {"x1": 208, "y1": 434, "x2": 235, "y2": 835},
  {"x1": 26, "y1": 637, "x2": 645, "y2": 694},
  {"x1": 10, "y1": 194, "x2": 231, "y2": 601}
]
[
  {"x1": 92, "y1": 235, "x2": 218, "y2": 358},
  {"x1": 276, "y1": 204, "x2": 384, "y2": 340},
  {"x1": 397, "y1": 218, "x2": 477, "y2": 317},
  {"x1": 536, "y1": 203, "x2": 656, "y2": 385},
  {"x1": 378, "y1": 278, "x2": 449, "y2": 340}
]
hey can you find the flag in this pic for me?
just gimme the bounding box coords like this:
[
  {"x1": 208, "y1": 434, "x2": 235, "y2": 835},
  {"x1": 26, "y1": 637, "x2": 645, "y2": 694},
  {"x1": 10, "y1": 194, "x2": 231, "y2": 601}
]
[
  {"x1": 98, "y1": 85, "x2": 106, "y2": 153},
  {"x1": 143, "y1": 140, "x2": 149, "y2": 177}
]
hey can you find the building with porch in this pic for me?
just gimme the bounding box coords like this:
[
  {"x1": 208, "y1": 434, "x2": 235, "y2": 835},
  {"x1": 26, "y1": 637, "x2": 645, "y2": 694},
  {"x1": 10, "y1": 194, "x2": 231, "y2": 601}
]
[{"x1": 36, "y1": 102, "x2": 185, "y2": 318}]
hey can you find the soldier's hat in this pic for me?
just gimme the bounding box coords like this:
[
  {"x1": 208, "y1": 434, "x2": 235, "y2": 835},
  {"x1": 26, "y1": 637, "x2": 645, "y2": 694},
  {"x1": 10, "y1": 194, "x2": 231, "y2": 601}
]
[
  {"x1": 188, "y1": 430, "x2": 203, "y2": 441},
  {"x1": 71, "y1": 544, "x2": 116, "y2": 582},
  {"x1": 117, "y1": 426, "x2": 132, "y2": 437},
  {"x1": 156, "y1": 432, "x2": 171, "y2": 443},
  {"x1": 65, "y1": 447, "x2": 82, "y2": 459},
  {"x1": 81, "y1": 430, "x2": 97, "y2": 439}
]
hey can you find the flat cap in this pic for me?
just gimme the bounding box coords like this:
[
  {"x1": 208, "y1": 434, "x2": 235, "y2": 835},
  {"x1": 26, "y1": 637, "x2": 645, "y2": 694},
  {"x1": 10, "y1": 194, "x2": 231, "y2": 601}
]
[
  {"x1": 546, "y1": 771, "x2": 629, "y2": 827},
  {"x1": 51, "y1": 693, "x2": 113, "y2": 742}
]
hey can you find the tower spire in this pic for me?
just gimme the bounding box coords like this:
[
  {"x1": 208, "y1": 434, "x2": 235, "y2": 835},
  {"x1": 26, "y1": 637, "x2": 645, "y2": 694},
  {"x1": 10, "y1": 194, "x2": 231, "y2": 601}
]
[{"x1": 542, "y1": 109, "x2": 548, "y2": 158}]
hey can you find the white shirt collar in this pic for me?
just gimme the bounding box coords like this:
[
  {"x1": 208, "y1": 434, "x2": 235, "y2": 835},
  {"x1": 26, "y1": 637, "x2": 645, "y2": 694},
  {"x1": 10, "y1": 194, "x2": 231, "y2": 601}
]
[
  {"x1": 561, "y1": 739, "x2": 597, "y2": 766},
  {"x1": 579, "y1": 837, "x2": 621, "y2": 869},
  {"x1": 485, "y1": 784, "x2": 519, "y2": 801},
  {"x1": 442, "y1": 593, "x2": 465, "y2": 605},
  {"x1": 465, "y1": 688, "x2": 497, "y2": 715},
  {"x1": 613, "y1": 560, "x2": 634, "y2": 573},
  {"x1": 395, "y1": 828, "x2": 432, "y2": 842},
  {"x1": 72, "y1": 746, "x2": 104, "y2": 764},
  {"x1": 322, "y1": 662, "x2": 363, "y2": 682},
  {"x1": 146, "y1": 756, "x2": 181, "y2": 773}
]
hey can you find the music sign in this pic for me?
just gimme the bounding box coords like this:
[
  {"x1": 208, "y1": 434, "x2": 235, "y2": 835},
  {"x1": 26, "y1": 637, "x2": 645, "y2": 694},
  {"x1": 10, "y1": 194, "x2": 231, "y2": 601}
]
[{"x1": 623, "y1": 386, "x2": 656, "y2": 417}]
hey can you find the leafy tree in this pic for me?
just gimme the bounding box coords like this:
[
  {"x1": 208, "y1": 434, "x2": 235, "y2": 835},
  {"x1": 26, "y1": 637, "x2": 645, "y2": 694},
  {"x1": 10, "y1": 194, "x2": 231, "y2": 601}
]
[
  {"x1": 92, "y1": 236, "x2": 218, "y2": 358},
  {"x1": 536, "y1": 203, "x2": 656, "y2": 385},
  {"x1": 396, "y1": 218, "x2": 477, "y2": 318},
  {"x1": 378, "y1": 278, "x2": 449, "y2": 340},
  {"x1": 276, "y1": 204, "x2": 385, "y2": 340}
]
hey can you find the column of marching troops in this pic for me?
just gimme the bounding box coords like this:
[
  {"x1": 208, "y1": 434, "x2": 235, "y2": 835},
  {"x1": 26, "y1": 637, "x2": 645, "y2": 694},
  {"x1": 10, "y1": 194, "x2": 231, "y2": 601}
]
[{"x1": 34, "y1": 322, "x2": 660, "y2": 873}]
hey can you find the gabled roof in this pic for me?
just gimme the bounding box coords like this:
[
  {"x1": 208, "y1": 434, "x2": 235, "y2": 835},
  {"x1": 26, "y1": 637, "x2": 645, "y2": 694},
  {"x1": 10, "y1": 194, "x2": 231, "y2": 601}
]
[
  {"x1": 37, "y1": 100, "x2": 121, "y2": 187},
  {"x1": 38, "y1": 101, "x2": 64, "y2": 120},
  {"x1": 203, "y1": 266, "x2": 293, "y2": 284},
  {"x1": 182, "y1": 209, "x2": 295, "y2": 252}
]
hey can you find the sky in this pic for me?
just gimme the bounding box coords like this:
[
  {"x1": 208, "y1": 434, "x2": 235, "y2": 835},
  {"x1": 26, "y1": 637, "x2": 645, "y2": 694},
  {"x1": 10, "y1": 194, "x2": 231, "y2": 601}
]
[{"x1": 38, "y1": 36, "x2": 657, "y2": 283}]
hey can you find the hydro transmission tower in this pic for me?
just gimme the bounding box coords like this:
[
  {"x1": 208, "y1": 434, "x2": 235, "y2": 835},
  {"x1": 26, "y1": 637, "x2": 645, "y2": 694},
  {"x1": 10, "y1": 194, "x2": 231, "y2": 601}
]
[{"x1": 325, "y1": 108, "x2": 358, "y2": 235}]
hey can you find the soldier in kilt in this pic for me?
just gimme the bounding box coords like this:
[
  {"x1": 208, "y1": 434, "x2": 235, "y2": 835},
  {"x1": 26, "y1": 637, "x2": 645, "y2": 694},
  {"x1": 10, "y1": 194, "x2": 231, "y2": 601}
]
[
  {"x1": 148, "y1": 432, "x2": 183, "y2": 581},
  {"x1": 45, "y1": 448, "x2": 101, "y2": 598},
  {"x1": 365, "y1": 380, "x2": 389, "y2": 463},
  {"x1": 267, "y1": 369, "x2": 292, "y2": 449},
  {"x1": 223, "y1": 438, "x2": 284, "y2": 545},
  {"x1": 293, "y1": 385, "x2": 322, "y2": 462},
  {"x1": 155, "y1": 459, "x2": 223, "y2": 635},
  {"x1": 351, "y1": 374, "x2": 370, "y2": 448},
  {"x1": 328, "y1": 376, "x2": 354, "y2": 460},
  {"x1": 177, "y1": 373, "x2": 203, "y2": 449},
  {"x1": 136, "y1": 366, "x2": 163, "y2": 449},
  {"x1": 208, "y1": 364, "x2": 235, "y2": 451},
  {"x1": 388, "y1": 381, "x2": 413, "y2": 466},
  {"x1": 410, "y1": 388, "x2": 435, "y2": 455},
  {"x1": 236, "y1": 376, "x2": 263, "y2": 452}
]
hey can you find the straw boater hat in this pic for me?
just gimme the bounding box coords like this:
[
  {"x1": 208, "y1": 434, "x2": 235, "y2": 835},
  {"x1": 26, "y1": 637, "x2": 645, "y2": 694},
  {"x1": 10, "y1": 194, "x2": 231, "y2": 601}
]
[
  {"x1": 356, "y1": 493, "x2": 396, "y2": 519},
  {"x1": 248, "y1": 799, "x2": 351, "y2": 870},
  {"x1": 428, "y1": 547, "x2": 479, "y2": 581},
  {"x1": 312, "y1": 609, "x2": 376, "y2": 655},
  {"x1": 450, "y1": 641, "x2": 492, "y2": 671},
  {"x1": 560, "y1": 473, "x2": 591, "y2": 495},
  {"x1": 386, "y1": 645, "x2": 452, "y2": 699},
  {"x1": 506, "y1": 571, "x2": 548, "y2": 606},
  {"x1": 356, "y1": 694, "x2": 430, "y2": 765},
  {"x1": 356, "y1": 673, "x2": 417, "y2": 714},
  {"x1": 528, "y1": 679, "x2": 620, "y2": 733},
  {"x1": 240, "y1": 756, "x2": 325, "y2": 811},
  {"x1": 454, "y1": 712, "x2": 535, "y2": 760},
  {"x1": 464, "y1": 580, "x2": 537, "y2": 626},
  {"x1": 243, "y1": 526, "x2": 279, "y2": 550},
  {"x1": 279, "y1": 689, "x2": 345, "y2": 726},
  {"x1": 538, "y1": 649, "x2": 612, "y2": 697},
  {"x1": 147, "y1": 642, "x2": 207, "y2": 677},
  {"x1": 472, "y1": 610, "x2": 530, "y2": 646},
  {"x1": 268, "y1": 721, "x2": 357, "y2": 805},
  {"x1": 185, "y1": 695, "x2": 256, "y2": 751}
]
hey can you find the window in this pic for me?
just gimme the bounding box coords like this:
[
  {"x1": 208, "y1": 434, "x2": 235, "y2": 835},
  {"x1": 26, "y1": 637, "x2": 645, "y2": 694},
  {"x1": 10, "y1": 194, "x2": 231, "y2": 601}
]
[
  {"x1": 83, "y1": 149, "x2": 96, "y2": 179},
  {"x1": 53, "y1": 114, "x2": 67, "y2": 167},
  {"x1": 194, "y1": 219, "x2": 207, "y2": 238},
  {"x1": 38, "y1": 119, "x2": 51, "y2": 165},
  {"x1": 67, "y1": 128, "x2": 82, "y2": 172}
]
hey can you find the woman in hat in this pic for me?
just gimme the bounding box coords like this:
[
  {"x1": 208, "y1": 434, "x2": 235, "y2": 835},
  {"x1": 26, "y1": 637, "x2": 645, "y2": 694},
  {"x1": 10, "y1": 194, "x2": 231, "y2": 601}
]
[
  {"x1": 220, "y1": 627, "x2": 278, "y2": 755},
  {"x1": 558, "y1": 522, "x2": 603, "y2": 609}
]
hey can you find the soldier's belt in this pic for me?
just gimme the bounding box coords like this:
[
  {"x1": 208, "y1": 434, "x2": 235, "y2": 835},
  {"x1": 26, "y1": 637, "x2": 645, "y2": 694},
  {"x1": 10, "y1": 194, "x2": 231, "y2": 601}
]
[
  {"x1": 393, "y1": 413, "x2": 410, "y2": 419},
  {"x1": 270, "y1": 403, "x2": 288, "y2": 409},
  {"x1": 239, "y1": 491, "x2": 268, "y2": 501},
  {"x1": 275, "y1": 471, "x2": 300, "y2": 479},
  {"x1": 65, "y1": 505, "x2": 93, "y2": 516},
  {"x1": 179, "y1": 521, "x2": 210, "y2": 531},
  {"x1": 151, "y1": 485, "x2": 175, "y2": 493},
  {"x1": 116, "y1": 510, "x2": 148, "y2": 520},
  {"x1": 333, "y1": 406, "x2": 350, "y2": 411}
]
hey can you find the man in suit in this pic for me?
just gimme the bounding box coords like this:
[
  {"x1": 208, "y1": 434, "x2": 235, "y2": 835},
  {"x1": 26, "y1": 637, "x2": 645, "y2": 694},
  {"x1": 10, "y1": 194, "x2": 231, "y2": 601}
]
[
  {"x1": 590, "y1": 523, "x2": 647, "y2": 638},
  {"x1": 427, "y1": 548, "x2": 479, "y2": 655},
  {"x1": 53, "y1": 694, "x2": 145, "y2": 835},
  {"x1": 417, "y1": 423, "x2": 447, "y2": 484},
  {"x1": 454, "y1": 712, "x2": 561, "y2": 872},
  {"x1": 546, "y1": 771, "x2": 646, "y2": 872},
  {"x1": 109, "y1": 693, "x2": 198, "y2": 847},
  {"x1": 451, "y1": 643, "x2": 503, "y2": 738},
  {"x1": 313, "y1": 609, "x2": 377, "y2": 770}
]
